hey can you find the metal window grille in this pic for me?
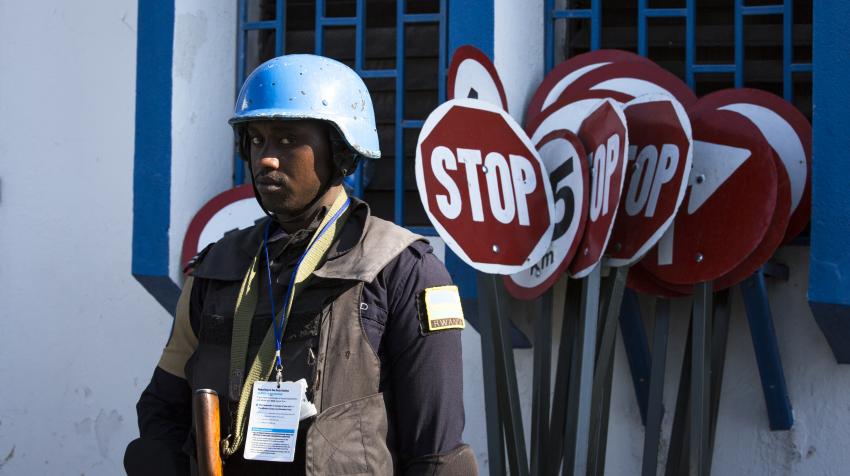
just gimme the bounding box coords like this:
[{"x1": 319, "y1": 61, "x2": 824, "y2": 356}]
[
  {"x1": 235, "y1": 0, "x2": 447, "y2": 228},
  {"x1": 545, "y1": 0, "x2": 812, "y2": 114}
]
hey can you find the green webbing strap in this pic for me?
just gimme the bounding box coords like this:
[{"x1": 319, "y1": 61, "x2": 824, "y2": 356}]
[{"x1": 221, "y1": 191, "x2": 350, "y2": 457}]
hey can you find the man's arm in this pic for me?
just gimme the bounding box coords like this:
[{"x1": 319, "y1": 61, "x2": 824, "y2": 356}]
[
  {"x1": 125, "y1": 277, "x2": 199, "y2": 475},
  {"x1": 383, "y1": 242, "x2": 478, "y2": 475}
]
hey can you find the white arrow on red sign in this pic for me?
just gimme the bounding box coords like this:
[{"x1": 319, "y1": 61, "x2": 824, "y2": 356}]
[
  {"x1": 699, "y1": 88, "x2": 811, "y2": 244},
  {"x1": 415, "y1": 98, "x2": 555, "y2": 275},
  {"x1": 641, "y1": 108, "x2": 780, "y2": 285}
]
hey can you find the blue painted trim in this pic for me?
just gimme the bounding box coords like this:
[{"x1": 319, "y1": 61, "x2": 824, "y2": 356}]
[
  {"x1": 740, "y1": 271, "x2": 794, "y2": 430},
  {"x1": 685, "y1": 0, "x2": 695, "y2": 88},
  {"x1": 809, "y1": 0, "x2": 850, "y2": 362},
  {"x1": 552, "y1": 9, "x2": 592, "y2": 19},
  {"x1": 742, "y1": 5, "x2": 783, "y2": 16},
  {"x1": 320, "y1": 17, "x2": 357, "y2": 26},
  {"x1": 448, "y1": 0, "x2": 493, "y2": 59},
  {"x1": 393, "y1": 0, "x2": 405, "y2": 225},
  {"x1": 545, "y1": 0, "x2": 554, "y2": 72},
  {"x1": 692, "y1": 64, "x2": 736, "y2": 73},
  {"x1": 242, "y1": 20, "x2": 276, "y2": 30},
  {"x1": 782, "y1": 0, "x2": 793, "y2": 100},
  {"x1": 734, "y1": 0, "x2": 744, "y2": 87},
  {"x1": 591, "y1": 0, "x2": 601, "y2": 49},
  {"x1": 132, "y1": 0, "x2": 179, "y2": 314},
  {"x1": 619, "y1": 289, "x2": 651, "y2": 424},
  {"x1": 235, "y1": 0, "x2": 248, "y2": 185},
  {"x1": 358, "y1": 69, "x2": 396, "y2": 78},
  {"x1": 637, "y1": 0, "x2": 648, "y2": 56},
  {"x1": 645, "y1": 8, "x2": 686, "y2": 17}
]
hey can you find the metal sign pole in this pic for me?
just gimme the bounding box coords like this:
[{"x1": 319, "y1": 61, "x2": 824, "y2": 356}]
[
  {"x1": 740, "y1": 269, "x2": 794, "y2": 430},
  {"x1": 640, "y1": 297, "x2": 669, "y2": 476},
  {"x1": 530, "y1": 289, "x2": 554, "y2": 476},
  {"x1": 664, "y1": 313, "x2": 692, "y2": 476},
  {"x1": 478, "y1": 272, "x2": 530, "y2": 476},
  {"x1": 476, "y1": 272, "x2": 506, "y2": 476},
  {"x1": 587, "y1": 266, "x2": 629, "y2": 476},
  {"x1": 548, "y1": 280, "x2": 581, "y2": 474},
  {"x1": 689, "y1": 281, "x2": 713, "y2": 476},
  {"x1": 707, "y1": 289, "x2": 732, "y2": 476},
  {"x1": 562, "y1": 264, "x2": 602, "y2": 475}
]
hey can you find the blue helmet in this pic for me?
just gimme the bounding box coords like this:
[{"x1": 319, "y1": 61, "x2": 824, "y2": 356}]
[{"x1": 230, "y1": 54, "x2": 380, "y2": 160}]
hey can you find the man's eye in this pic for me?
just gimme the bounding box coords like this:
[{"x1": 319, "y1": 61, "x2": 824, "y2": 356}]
[
  {"x1": 280, "y1": 137, "x2": 293, "y2": 145},
  {"x1": 250, "y1": 136, "x2": 263, "y2": 146}
]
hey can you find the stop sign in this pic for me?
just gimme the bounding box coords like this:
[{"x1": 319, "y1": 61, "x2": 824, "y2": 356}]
[
  {"x1": 607, "y1": 95, "x2": 693, "y2": 267},
  {"x1": 415, "y1": 99, "x2": 555, "y2": 274},
  {"x1": 569, "y1": 100, "x2": 629, "y2": 278}
]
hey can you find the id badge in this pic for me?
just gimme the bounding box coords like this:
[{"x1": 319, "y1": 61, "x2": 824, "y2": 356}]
[{"x1": 243, "y1": 381, "x2": 303, "y2": 462}]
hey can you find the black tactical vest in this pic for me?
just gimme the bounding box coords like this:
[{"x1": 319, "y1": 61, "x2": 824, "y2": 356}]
[{"x1": 187, "y1": 205, "x2": 421, "y2": 475}]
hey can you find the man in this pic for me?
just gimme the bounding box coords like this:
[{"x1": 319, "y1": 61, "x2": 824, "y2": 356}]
[{"x1": 125, "y1": 54, "x2": 477, "y2": 475}]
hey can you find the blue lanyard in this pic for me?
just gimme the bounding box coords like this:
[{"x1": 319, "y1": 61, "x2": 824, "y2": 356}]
[{"x1": 261, "y1": 198, "x2": 351, "y2": 378}]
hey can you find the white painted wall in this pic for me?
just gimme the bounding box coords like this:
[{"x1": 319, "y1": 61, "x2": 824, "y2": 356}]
[
  {"x1": 169, "y1": 0, "x2": 237, "y2": 283},
  {"x1": 494, "y1": 0, "x2": 545, "y2": 124},
  {"x1": 0, "y1": 1, "x2": 165, "y2": 474}
]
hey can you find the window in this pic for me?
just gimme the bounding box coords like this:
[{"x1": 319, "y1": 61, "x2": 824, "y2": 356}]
[
  {"x1": 236, "y1": 0, "x2": 448, "y2": 227},
  {"x1": 545, "y1": 0, "x2": 812, "y2": 119}
]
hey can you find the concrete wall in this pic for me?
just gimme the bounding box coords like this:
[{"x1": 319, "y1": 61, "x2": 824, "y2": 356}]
[
  {"x1": 604, "y1": 246, "x2": 850, "y2": 475},
  {"x1": 169, "y1": 0, "x2": 236, "y2": 284},
  {"x1": 0, "y1": 1, "x2": 161, "y2": 474},
  {"x1": 0, "y1": 0, "x2": 235, "y2": 474}
]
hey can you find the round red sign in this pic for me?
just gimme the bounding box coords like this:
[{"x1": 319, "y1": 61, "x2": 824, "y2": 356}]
[
  {"x1": 557, "y1": 62, "x2": 697, "y2": 109},
  {"x1": 693, "y1": 88, "x2": 811, "y2": 244},
  {"x1": 607, "y1": 95, "x2": 693, "y2": 267},
  {"x1": 526, "y1": 49, "x2": 655, "y2": 126},
  {"x1": 415, "y1": 99, "x2": 555, "y2": 274},
  {"x1": 640, "y1": 108, "x2": 779, "y2": 285},
  {"x1": 181, "y1": 185, "x2": 263, "y2": 271},
  {"x1": 627, "y1": 262, "x2": 692, "y2": 298},
  {"x1": 504, "y1": 130, "x2": 589, "y2": 299},
  {"x1": 448, "y1": 45, "x2": 509, "y2": 111}
]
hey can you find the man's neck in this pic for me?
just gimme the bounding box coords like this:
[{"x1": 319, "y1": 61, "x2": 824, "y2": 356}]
[{"x1": 274, "y1": 185, "x2": 344, "y2": 234}]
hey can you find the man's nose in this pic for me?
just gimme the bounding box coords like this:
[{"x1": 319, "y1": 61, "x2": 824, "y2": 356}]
[{"x1": 257, "y1": 155, "x2": 280, "y2": 170}]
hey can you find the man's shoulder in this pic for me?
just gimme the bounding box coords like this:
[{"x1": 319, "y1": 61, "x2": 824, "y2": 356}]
[{"x1": 189, "y1": 218, "x2": 269, "y2": 280}]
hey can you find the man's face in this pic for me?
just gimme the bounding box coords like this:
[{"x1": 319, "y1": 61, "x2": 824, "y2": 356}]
[{"x1": 247, "y1": 120, "x2": 334, "y2": 217}]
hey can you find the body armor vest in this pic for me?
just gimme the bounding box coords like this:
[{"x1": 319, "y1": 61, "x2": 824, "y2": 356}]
[{"x1": 187, "y1": 208, "x2": 421, "y2": 475}]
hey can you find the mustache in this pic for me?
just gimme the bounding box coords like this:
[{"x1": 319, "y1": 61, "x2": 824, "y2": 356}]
[{"x1": 254, "y1": 173, "x2": 286, "y2": 185}]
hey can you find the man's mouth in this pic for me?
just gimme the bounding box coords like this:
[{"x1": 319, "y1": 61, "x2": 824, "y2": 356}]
[{"x1": 255, "y1": 176, "x2": 286, "y2": 190}]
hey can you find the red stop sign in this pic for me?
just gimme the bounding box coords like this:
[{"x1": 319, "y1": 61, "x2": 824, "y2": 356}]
[
  {"x1": 607, "y1": 95, "x2": 693, "y2": 266},
  {"x1": 415, "y1": 99, "x2": 555, "y2": 274},
  {"x1": 568, "y1": 100, "x2": 629, "y2": 278}
]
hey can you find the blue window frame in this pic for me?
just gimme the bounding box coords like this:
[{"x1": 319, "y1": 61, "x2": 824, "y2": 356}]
[
  {"x1": 234, "y1": 0, "x2": 447, "y2": 228},
  {"x1": 545, "y1": 0, "x2": 812, "y2": 106}
]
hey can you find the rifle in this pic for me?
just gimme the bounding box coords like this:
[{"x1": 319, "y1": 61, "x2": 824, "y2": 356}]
[{"x1": 193, "y1": 389, "x2": 224, "y2": 476}]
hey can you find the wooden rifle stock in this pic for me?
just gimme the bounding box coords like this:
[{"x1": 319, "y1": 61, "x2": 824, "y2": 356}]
[{"x1": 193, "y1": 389, "x2": 224, "y2": 476}]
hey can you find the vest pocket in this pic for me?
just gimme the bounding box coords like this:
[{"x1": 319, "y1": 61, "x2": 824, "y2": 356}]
[{"x1": 305, "y1": 393, "x2": 393, "y2": 475}]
